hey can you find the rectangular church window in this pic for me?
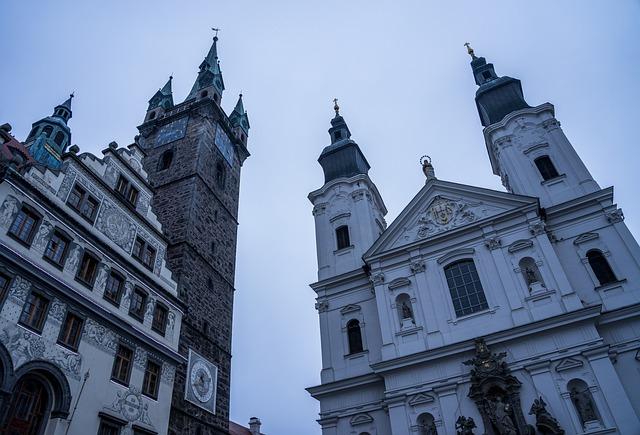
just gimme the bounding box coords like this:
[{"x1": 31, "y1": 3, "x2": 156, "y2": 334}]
[
  {"x1": 336, "y1": 225, "x2": 350, "y2": 250},
  {"x1": 444, "y1": 259, "x2": 489, "y2": 317}
]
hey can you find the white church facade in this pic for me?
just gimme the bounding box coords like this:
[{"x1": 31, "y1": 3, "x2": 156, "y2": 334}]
[{"x1": 307, "y1": 48, "x2": 640, "y2": 435}]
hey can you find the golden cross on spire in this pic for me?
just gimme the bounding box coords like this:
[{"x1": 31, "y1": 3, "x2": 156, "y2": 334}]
[
  {"x1": 333, "y1": 98, "x2": 340, "y2": 116},
  {"x1": 464, "y1": 42, "x2": 475, "y2": 59}
]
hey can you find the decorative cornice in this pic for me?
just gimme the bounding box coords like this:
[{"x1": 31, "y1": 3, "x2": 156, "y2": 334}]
[
  {"x1": 388, "y1": 277, "x2": 411, "y2": 290},
  {"x1": 340, "y1": 304, "x2": 361, "y2": 315},
  {"x1": 573, "y1": 232, "x2": 599, "y2": 245},
  {"x1": 437, "y1": 248, "x2": 475, "y2": 265},
  {"x1": 554, "y1": 357, "x2": 583, "y2": 372},
  {"x1": 508, "y1": 239, "x2": 534, "y2": 253},
  {"x1": 349, "y1": 413, "x2": 374, "y2": 426}
]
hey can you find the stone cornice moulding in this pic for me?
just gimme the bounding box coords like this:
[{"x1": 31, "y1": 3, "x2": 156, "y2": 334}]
[
  {"x1": 437, "y1": 248, "x2": 475, "y2": 265},
  {"x1": 388, "y1": 277, "x2": 411, "y2": 290},
  {"x1": 307, "y1": 173, "x2": 388, "y2": 215},
  {"x1": 349, "y1": 413, "x2": 374, "y2": 426},
  {"x1": 329, "y1": 212, "x2": 351, "y2": 223},
  {"x1": 508, "y1": 239, "x2": 534, "y2": 253},
  {"x1": 340, "y1": 304, "x2": 361, "y2": 315},
  {"x1": 306, "y1": 373, "x2": 384, "y2": 398},
  {"x1": 407, "y1": 392, "x2": 435, "y2": 406}
]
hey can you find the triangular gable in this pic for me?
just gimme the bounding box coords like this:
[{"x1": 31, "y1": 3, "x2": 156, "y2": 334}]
[
  {"x1": 365, "y1": 179, "x2": 538, "y2": 259},
  {"x1": 349, "y1": 413, "x2": 374, "y2": 426},
  {"x1": 555, "y1": 357, "x2": 584, "y2": 372},
  {"x1": 408, "y1": 393, "x2": 435, "y2": 406}
]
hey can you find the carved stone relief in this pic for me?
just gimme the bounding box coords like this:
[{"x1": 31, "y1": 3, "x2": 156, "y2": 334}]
[
  {"x1": 32, "y1": 220, "x2": 54, "y2": 253},
  {"x1": 49, "y1": 299, "x2": 67, "y2": 323},
  {"x1": 109, "y1": 385, "x2": 153, "y2": 425},
  {"x1": 1, "y1": 325, "x2": 82, "y2": 380},
  {"x1": 8, "y1": 275, "x2": 31, "y2": 303},
  {"x1": 95, "y1": 200, "x2": 137, "y2": 252},
  {"x1": 64, "y1": 243, "x2": 83, "y2": 275},
  {"x1": 83, "y1": 318, "x2": 118, "y2": 356},
  {"x1": 0, "y1": 195, "x2": 19, "y2": 229},
  {"x1": 161, "y1": 363, "x2": 176, "y2": 385},
  {"x1": 56, "y1": 168, "x2": 77, "y2": 201}
]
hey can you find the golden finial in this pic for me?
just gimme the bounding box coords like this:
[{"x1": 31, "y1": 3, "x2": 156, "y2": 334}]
[
  {"x1": 464, "y1": 42, "x2": 476, "y2": 59},
  {"x1": 333, "y1": 98, "x2": 340, "y2": 116}
]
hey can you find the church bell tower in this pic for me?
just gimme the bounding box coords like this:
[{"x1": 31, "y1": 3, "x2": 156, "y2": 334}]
[
  {"x1": 466, "y1": 44, "x2": 599, "y2": 208},
  {"x1": 137, "y1": 34, "x2": 249, "y2": 435}
]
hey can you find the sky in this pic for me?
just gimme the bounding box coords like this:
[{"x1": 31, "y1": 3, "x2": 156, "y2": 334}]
[{"x1": 2, "y1": 1, "x2": 640, "y2": 433}]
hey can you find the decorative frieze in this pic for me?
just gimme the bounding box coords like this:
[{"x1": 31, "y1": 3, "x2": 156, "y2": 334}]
[
  {"x1": 83, "y1": 318, "x2": 118, "y2": 356},
  {"x1": 8, "y1": 275, "x2": 31, "y2": 303},
  {"x1": 109, "y1": 386, "x2": 153, "y2": 426},
  {"x1": 0, "y1": 195, "x2": 19, "y2": 229}
]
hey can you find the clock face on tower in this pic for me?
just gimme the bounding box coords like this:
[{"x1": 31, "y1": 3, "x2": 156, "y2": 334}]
[
  {"x1": 215, "y1": 123, "x2": 234, "y2": 166},
  {"x1": 155, "y1": 117, "x2": 189, "y2": 147},
  {"x1": 185, "y1": 349, "x2": 218, "y2": 414}
]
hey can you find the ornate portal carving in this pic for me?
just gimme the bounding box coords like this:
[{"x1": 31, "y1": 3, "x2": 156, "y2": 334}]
[
  {"x1": 464, "y1": 338, "x2": 535, "y2": 435},
  {"x1": 455, "y1": 416, "x2": 476, "y2": 435},
  {"x1": 417, "y1": 197, "x2": 478, "y2": 238},
  {"x1": 529, "y1": 397, "x2": 564, "y2": 434}
]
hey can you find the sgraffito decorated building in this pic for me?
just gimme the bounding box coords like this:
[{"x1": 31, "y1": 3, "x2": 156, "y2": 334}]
[
  {"x1": 0, "y1": 34, "x2": 251, "y2": 435},
  {"x1": 307, "y1": 47, "x2": 640, "y2": 435}
]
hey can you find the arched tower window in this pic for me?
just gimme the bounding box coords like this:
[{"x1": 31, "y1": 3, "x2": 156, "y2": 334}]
[
  {"x1": 518, "y1": 257, "x2": 544, "y2": 289},
  {"x1": 534, "y1": 156, "x2": 560, "y2": 181},
  {"x1": 147, "y1": 111, "x2": 156, "y2": 121},
  {"x1": 42, "y1": 126, "x2": 53, "y2": 138},
  {"x1": 158, "y1": 149, "x2": 174, "y2": 171},
  {"x1": 346, "y1": 319, "x2": 363, "y2": 354},
  {"x1": 27, "y1": 127, "x2": 39, "y2": 140},
  {"x1": 215, "y1": 161, "x2": 226, "y2": 189},
  {"x1": 395, "y1": 293, "x2": 414, "y2": 324},
  {"x1": 586, "y1": 250, "x2": 617, "y2": 285},
  {"x1": 444, "y1": 259, "x2": 488, "y2": 317},
  {"x1": 417, "y1": 413, "x2": 438, "y2": 435},
  {"x1": 568, "y1": 379, "x2": 601, "y2": 428},
  {"x1": 53, "y1": 131, "x2": 65, "y2": 146},
  {"x1": 335, "y1": 225, "x2": 350, "y2": 250}
]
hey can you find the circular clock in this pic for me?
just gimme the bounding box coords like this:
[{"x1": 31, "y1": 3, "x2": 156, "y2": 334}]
[{"x1": 190, "y1": 360, "x2": 214, "y2": 403}]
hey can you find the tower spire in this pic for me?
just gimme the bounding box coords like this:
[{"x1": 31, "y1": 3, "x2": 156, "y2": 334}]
[
  {"x1": 468, "y1": 47, "x2": 530, "y2": 126},
  {"x1": 230, "y1": 93, "x2": 250, "y2": 143},
  {"x1": 147, "y1": 75, "x2": 174, "y2": 113},
  {"x1": 186, "y1": 31, "x2": 225, "y2": 102},
  {"x1": 25, "y1": 94, "x2": 74, "y2": 169}
]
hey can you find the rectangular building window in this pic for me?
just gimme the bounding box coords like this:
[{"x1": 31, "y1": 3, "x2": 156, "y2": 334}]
[
  {"x1": 335, "y1": 225, "x2": 350, "y2": 250},
  {"x1": 76, "y1": 252, "x2": 100, "y2": 287},
  {"x1": 111, "y1": 344, "x2": 133, "y2": 386},
  {"x1": 57, "y1": 312, "x2": 84, "y2": 351},
  {"x1": 103, "y1": 272, "x2": 124, "y2": 306},
  {"x1": 132, "y1": 237, "x2": 156, "y2": 270},
  {"x1": 98, "y1": 416, "x2": 124, "y2": 435},
  {"x1": 67, "y1": 183, "x2": 100, "y2": 223},
  {"x1": 116, "y1": 175, "x2": 139, "y2": 207},
  {"x1": 444, "y1": 259, "x2": 489, "y2": 317},
  {"x1": 0, "y1": 273, "x2": 11, "y2": 305},
  {"x1": 8, "y1": 207, "x2": 40, "y2": 245},
  {"x1": 152, "y1": 304, "x2": 168, "y2": 336},
  {"x1": 142, "y1": 360, "x2": 161, "y2": 399},
  {"x1": 43, "y1": 230, "x2": 70, "y2": 266},
  {"x1": 129, "y1": 287, "x2": 147, "y2": 321},
  {"x1": 19, "y1": 292, "x2": 50, "y2": 333}
]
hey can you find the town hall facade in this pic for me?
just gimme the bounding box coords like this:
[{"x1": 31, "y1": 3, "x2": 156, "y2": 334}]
[{"x1": 307, "y1": 47, "x2": 640, "y2": 434}]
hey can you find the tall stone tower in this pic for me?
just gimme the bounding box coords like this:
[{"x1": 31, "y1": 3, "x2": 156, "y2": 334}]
[{"x1": 137, "y1": 35, "x2": 249, "y2": 434}]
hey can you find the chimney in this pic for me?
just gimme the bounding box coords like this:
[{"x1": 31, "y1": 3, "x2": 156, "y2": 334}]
[{"x1": 249, "y1": 417, "x2": 261, "y2": 435}]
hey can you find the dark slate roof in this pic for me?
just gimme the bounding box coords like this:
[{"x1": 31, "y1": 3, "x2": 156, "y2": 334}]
[
  {"x1": 475, "y1": 76, "x2": 530, "y2": 126},
  {"x1": 317, "y1": 113, "x2": 370, "y2": 183}
]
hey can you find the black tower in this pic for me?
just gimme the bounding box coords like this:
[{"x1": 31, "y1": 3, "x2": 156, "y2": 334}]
[{"x1": 137, "y1": 36, "x2": 249, "y2": 434}]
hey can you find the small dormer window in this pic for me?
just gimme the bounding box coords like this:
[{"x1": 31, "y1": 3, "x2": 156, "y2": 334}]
[
  {"x1": 201, "y1": 90, "x2": 209, "y2": 98},
  {"x1": 115, "y1": 175, "x2": 139, "y2": 207},
  {"x1": 334, "y1": 131, "x2": 342, "y2": 141}
]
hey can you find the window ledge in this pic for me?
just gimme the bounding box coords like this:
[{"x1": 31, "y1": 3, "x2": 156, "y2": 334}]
[
  {"x1": 74, "y1": 276, "x2": 95, "y2": 290},
  {"x1": 344, "y1": 350, "x2": 368, "y2": 360},
  {"x1": 42, "y1": 255, "x2": 65, "y2": 271},
  {"x1": 541, "y1": 173, "x2": 566, "y2": 186},
  {"x1": 594, "y1": 279, "x2": 627, "y2": 292},
  {"x1": 334, "y1": 245, "x2": 354, "y2": 255},
  {"x1": 56, "y1": 340, "x2": 79, "y2": 354},
  {"x1": 395, "y1": 325, "x2": 423, "y2": 337},
  {"x1": 448, "y1": 306, "x2": 498, "y2": 325},
  {"x1": 525, "y1": 288, "x2": 557, "y2": 302}
]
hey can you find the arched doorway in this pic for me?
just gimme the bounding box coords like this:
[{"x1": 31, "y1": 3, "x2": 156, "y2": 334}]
[{"x1": 3, "y1": 375, "x2": 49, "y2": 435}]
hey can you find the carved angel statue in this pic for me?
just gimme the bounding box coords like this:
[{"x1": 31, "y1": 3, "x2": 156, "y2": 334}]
[
  {"x1": 455, "y1": 415, "x2": 476, "y2": 435},
  {"x1": 529, "y1": 397, "x2": 564, "y2": 434},
  {"x1": 401, "y1": 301, "x2": 413, "y2": 320}
]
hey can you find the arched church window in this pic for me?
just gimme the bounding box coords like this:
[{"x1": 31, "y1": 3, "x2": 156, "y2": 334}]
[
  {"x1": 336, "y1": 225, "x2": 350, "y2": 250},
  {"x1": 54, "y1": 131, "x2": 65, "y2": 146},
  {"x1": 27, "y1": 127, "x2": 39, "y2": 140},
  {"x1": 346, "y1": 319, "x2": 363, "y2": 354},
  {"x1": 215, "y1": 161, "x2": 226, "y2": 189},
  {"x1": 568, "y1": 379, "x2": 600, "y2": 428},
  {"x1": 158, "y1": 149, "x2": 174, "y2": 171},
  {"x1": 396, "y1": 293, "x2": 414, "y2": 325},
  {"x1": 586, "y1": 250, "x2": 617, "y2": 285},
  {"x1": 417, "y1": 413, "x2": 438, "y2": 435},
  {"x1": 534, "y1": 156, "x2": 560, "y2": 181},
  {"x1": 518, "y1": 257, "x2": 544, "y2": 289},
  {"x1": 5, "y1": 375, "x2": 49, "y2": 434},
  {"x1": 42, "y1": 125, "x2": 53, "y2": 138},
  {"x1": 444, "y1": 259, "x2": 489, "y2": 317}
]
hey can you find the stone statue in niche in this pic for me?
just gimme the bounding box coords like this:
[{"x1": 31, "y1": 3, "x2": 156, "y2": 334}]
[
  {"x1": 485, "y1": 396, "x2": 517, "y2": 435},
  {"x1": 401, "y1": 301, "x2": 413, "y2": 320},
  {"x1": 524, "y1": 268, "x2": 538, "y2": 286},
  {"x1": 569, "y1": 386, "x2": 598, "y2": 425},
  {"x1": 455, "y1": 416, "x2": 476, "y2": 435},
  {"x1": 529, "y1": 397, "x2": 564, "y2": 434}
]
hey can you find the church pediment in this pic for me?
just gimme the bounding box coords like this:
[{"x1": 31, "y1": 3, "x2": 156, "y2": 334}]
[
  {"x1": 365, "y1": 180, "x2": 538, "y2": 259},
  {"x1": 555, "y1": 357, "x2": 583, "y2": 372},
  {"x1": 408, "y1": 393, "x2": 435, "y2": 406},
  {"x1": 349, "y1": 413, "x2": 374, "y2": 426}
]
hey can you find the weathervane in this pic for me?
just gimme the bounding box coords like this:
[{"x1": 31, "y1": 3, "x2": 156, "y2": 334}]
[
  {"x1": 464, "y1": 42, "x2": 476, "y2": 59},
  {"x1": 333, "y1": 98, "x2": 340, "y2": 116},
  {"x1": 212, "y1": 27, "x2": 220, "y2": 38}
]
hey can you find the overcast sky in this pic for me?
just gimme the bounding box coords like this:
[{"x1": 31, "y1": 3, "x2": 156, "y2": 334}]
[{"x1": 2, "y1": 1, "x2": 640, "y2": 433}]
